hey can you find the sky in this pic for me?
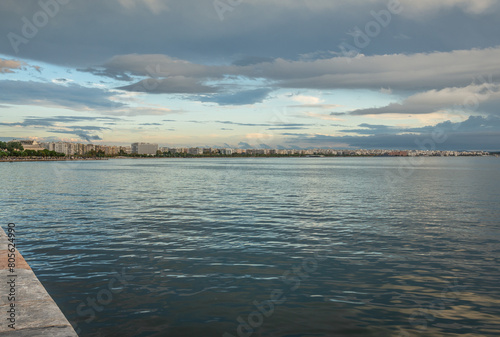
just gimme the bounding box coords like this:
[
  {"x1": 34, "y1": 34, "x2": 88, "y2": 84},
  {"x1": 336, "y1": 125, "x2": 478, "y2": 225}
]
[{"x1": 0, "y1": 0, "x2": 499, "y2": 150}]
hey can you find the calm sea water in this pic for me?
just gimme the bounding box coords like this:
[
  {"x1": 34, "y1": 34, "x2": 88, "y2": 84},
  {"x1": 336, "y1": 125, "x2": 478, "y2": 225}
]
[{"x1": 1, "y1": 157, "x2": 499, "y2": 337}]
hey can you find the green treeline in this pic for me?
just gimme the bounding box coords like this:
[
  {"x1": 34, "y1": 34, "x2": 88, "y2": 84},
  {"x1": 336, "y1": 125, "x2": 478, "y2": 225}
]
[{"x1": 0, "y1": 141, "x2": 65, "y2": 158}]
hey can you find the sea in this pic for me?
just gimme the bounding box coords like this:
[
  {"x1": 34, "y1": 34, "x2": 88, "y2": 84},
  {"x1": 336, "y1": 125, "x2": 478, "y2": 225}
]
[{"x1": 1, "y1": 157, "x2": 499, "y2": 337}]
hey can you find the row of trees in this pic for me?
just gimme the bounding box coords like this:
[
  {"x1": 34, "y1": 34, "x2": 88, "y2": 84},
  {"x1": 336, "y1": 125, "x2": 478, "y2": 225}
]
[{"x1": 0, "y1": 142, "x2": 65, "y2": 158}]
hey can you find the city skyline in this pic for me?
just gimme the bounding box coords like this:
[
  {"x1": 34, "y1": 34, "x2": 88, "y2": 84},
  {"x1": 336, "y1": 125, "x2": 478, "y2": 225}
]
[
  {"x1": 1, "y1": 1, "x2": 500, "y2": 150},
  {"x1": 3, "y1": 138, "x2": 491, "y2": 158}
]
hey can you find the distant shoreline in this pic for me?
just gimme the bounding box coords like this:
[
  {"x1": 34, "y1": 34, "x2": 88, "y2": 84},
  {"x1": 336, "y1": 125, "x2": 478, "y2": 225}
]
[
  {"x1": 1, "y1": 155, "x2": 496, "y2": 163},
  {"x1": 0, "y1": 157, "x2": 109, "y2": 162}
]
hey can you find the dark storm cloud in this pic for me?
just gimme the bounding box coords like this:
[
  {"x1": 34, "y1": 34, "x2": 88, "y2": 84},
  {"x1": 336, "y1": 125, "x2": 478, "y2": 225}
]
[
  {"x1": 284, "y1": 116, "x2": 500, "y2": 150},
  {"x1": 0, "y1": 80, "x2": 125, "y2": 110},
  {"x1": 1, "y1": 1, "x2": 499, "y2": 66},
  {"x1": 342, "y1": 116, "x2": 500, "y2": 136},
  {"x1": 284, "y1": 132, "x2": 500, "y2": 151},
  {"x1": 232, "y1": 56, "x2": 275, "y2": 66}
]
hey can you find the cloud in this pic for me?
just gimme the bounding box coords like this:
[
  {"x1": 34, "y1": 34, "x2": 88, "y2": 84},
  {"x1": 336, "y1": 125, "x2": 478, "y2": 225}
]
[
  {"x1": 267, "y1": 127, "x2": 309, "y2": 130},
  {"x1": 276, "y1": 48, "x2": 500, "y2": 91},
  {"x1": 399, "y1": 0, "x2": 496, "y2": 15},
  {"x1": 84, "y1": 47, "x2": 500, "y2": 95},
  {"x1": 1, "y1": 0, "x2": 499, "y2": 67},
  {"x1": 283, "y1": 115, "x2": 500, "y2": 149},
  {"x1": 216, "y1": 121, "x2": 312, "y2": 128},
  {"x1": 291, "y1": 95, "x2": 321, "y2": 105},
  {"x1": 0, "y1": 116, "x2": 119, "y2": 127},
  {"x1": 304, "y1": 112, "x2": 344, "y2": 121},
  {"x1": 0, "y1": 59, "x2": 23, "y2": 73},
  {"x1": 103, "y1": 107, "x2": 183, "y2": 116},
  {"x1": 0, "y1": 116, "x2": 118, "y2": 142},
  {"x1": 0, "y1": 59, "x2": 40, "y2": 74},
  {"x1": 79, "y1": 67, "x2": 134, "y2": 81},
  {"x1": 232, "y1": 56, "x2": 275, "y2": 66},
  {"x1": 238, "y1": 142, "x2": 252, "y2": 149},
  {"x1": 80, "y1": 54, "x2": 221, "y2": 81},
  {"x1": 341, "y1": 123, "x2": 397, "y2": 135},
  {"x1": 342, "y1": 116, "x2": 500, "y2": 136},
  {"x1": 289, "y1": 104, "x2": 342, "y2": 109},
  {"x1": 197, "y1": 88, "x2": 272, "y2": 106},
  {"x1": 118, "y1": 77, "x2": 218, "y2": 94},
  {"x1": 117, "y1": 0, "x2": 169, "y2": 14},
  {"x1": 0, "y1": 80, "x2": 125, "y2": 111},
  {"x1": 1, "y1": 1, "x2": 499, "y2": 149},
  {"x1": 49, "y1": 130, "x2": 104, "y2": 142},
  {"x1": 348, "y1": 82, "x2": 500, "y2": 115}
]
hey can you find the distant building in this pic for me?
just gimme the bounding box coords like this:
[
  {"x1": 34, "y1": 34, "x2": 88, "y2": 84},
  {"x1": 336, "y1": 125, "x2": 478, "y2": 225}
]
[
  {"x1": 54, "y1": 142, "x2": 68, "y2": 155},
  {"x1": 119, "y1": 146, "x2": 132, "y2": 154},
  {"x1": 85, "y1": 144, "x2": 95, "y2": 153},
  {"x1": 188, "y1": 148, "x2": 203, "y2": 155},
  {"x1": 131, "y1": 142, "x2": 159, "y2": 155},
  {"x1": 44, "y1": 142, "x2": 56, "y2": 151},
  {"x1": 12, "y1": 140, "x2": 45, "y2": 151},
  {"x1": 168, "y1": 148, "x2": 187, "y2": 154}
]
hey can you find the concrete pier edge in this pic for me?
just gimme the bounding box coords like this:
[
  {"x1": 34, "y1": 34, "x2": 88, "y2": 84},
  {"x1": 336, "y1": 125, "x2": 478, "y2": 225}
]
[{"x1": 0, "y1": 227, "x2": 79, "y2": 336}]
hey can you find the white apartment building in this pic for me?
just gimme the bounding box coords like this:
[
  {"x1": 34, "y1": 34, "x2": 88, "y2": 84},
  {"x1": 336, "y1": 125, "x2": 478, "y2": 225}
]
[
  {"x1": 131, "y1": 142, "x2": 159, "y2": 155},
  {"x1": 188, "y1": 148, "x2": 203, "y2": 155}
]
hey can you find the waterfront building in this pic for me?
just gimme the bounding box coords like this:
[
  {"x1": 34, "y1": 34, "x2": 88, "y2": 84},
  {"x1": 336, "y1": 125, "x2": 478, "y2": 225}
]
[
  {"x1": 54, "y1": 142, "x2": 68, "y2": 155},
  {"x1": 220, "y1": 148, "x2": 233, "y2": 155},
  {"x1": 131, "y1": 142, "x2": 159, "y2": 155},
  {"x1": 85, "y1": 144, "x2": 95, "y2": 153},
  {"x1": 188, "y1": 148, "x2": 204, "y2": 155},
  {"x1": 119, "y1": 146, "x2": 132, "y2": 154},
  {"x1": 13, "y1": 140, "x2": 46, "y2": 151}
]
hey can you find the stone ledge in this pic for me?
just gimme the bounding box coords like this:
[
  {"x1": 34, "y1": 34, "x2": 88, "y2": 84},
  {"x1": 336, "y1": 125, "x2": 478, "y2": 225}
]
[{"x1": 0, "y1": 227, "x2": 78, "y2": 336}]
